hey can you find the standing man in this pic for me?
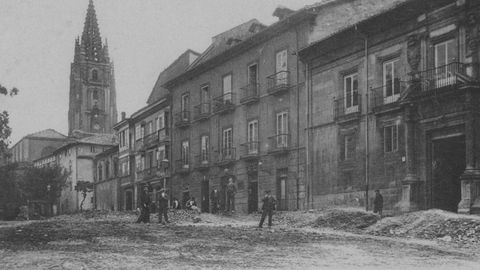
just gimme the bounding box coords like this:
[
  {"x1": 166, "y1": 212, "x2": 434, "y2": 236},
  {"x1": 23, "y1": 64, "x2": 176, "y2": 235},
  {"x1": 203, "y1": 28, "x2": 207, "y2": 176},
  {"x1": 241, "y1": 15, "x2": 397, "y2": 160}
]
[
  {"x1": 210, "y1": 187, "x2": 220, "y2": 214},
  {"x1": 226, "y1": 178, "x2": 236, "y2": 213},
  {"x1": 158, "y1": 189, "x2": 169, "y2": 224},
  {"x1": 259, "y1": 190, "x2": 276, "y2": 228},
  {"x1": 373, "y1": 189, "x2": 384, "y2": 217},
  {"x1": 136, "y1": 185, "x2": 151, "y2": 223}
]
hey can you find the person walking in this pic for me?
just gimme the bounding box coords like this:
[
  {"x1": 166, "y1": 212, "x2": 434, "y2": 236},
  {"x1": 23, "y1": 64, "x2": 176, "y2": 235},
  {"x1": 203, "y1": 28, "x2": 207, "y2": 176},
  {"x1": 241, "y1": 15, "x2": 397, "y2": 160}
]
[
  {"x1": 226, "y1": 178, "x2": 236, "y2": 212},
  {"x1": 258, "y1": 190, "x2": 276, "y2": 228},
  {"x1": 373, "y1": 189, "x2": 384, "y2": 217},
  {"x1": 136, "y1": 186, "x2": 151, "y2": 223},
  {"x1": 158, "y1": 189, "x2": 169, "y2": 224}
]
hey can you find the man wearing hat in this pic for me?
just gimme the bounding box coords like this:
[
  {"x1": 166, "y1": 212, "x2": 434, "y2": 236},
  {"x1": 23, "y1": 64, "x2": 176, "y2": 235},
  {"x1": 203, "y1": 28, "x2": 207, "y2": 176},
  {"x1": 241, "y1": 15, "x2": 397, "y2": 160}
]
[
  {"x1": 158, "y1": 189, "x2": 169, "y2": 224},
  {"x1": 136, "y1": 185, "x2": 151, "y2": 223},
  {"x1": 258, "y1": 190, "x2": 276, "y2": 228}
]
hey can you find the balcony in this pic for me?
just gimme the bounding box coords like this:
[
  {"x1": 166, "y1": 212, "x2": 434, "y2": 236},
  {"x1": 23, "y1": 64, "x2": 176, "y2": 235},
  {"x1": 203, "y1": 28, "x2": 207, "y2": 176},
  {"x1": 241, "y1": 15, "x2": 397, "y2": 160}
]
[
  {"x1": 334, "y1": 93, "x2": 361, "y2": 122},
  {"x1": 136, "y1": 167, "x2": 163, "y2": 181},
  {"x1": 194, "y1": 153, "x2": 210, "y2": 170},
  {"x1": 175, "y1": 159, "x2": 190, "y2": 174},
  {"x1": 267, "y1": 71, "x2": 291, "y2": 95},
  {"x1": 410, "y1": 62, "x2": 470, "y2": 93},
  {"x1": 134, "y1": 139, "x2": 144, "y2": 153},
  {"x1": 217, "y1": 147, "x2": 236, "y2": 166},
  {"x1": 213, "y1": 93, "x2": 236, "y2": 114},
  {"x1": 193, "y1": 103, "x2": 211, "y2": 122},
  {"x1": 370, "y1": 82, "x2": 407, "y2": 113},
  {"x1": 268, "y1": 134, "x2": 290, "y2": 155},
  {"x1": 240, "y1": 83, "x2": 260, "y2": 105},
  {"x1": 158, "y1": 127, "x2": 170, "y2": 143},
  {"x1": 174, "y1": 111, "x2": 190, "y2": 128},
  {"x1": 143, "y1": 132, "x2": 159, "y2": 149},
  {"x1": 240, "y1": 141, "x2": 260, "y2": 160}
]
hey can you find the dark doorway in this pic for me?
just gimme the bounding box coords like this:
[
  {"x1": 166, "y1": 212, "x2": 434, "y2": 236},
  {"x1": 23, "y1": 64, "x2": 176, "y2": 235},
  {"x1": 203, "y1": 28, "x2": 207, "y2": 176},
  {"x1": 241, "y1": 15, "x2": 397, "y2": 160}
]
[
  {"x1": 276, "y1": 169, "x2": 288, "y2": 210},
  {"x1": 125, "y1": 190, "x2": 133, "y2": 211},
  {"x1": 248, "y1": 180, "x2": 258, "y2": 213},
  {"x1": 431, "y1": 135, "x2": 465, "y2": 212},
  {"x1": 182, "y1": 191, "x2": 190, "y2": 209},
  {"x1": 201, "y1": 179, "x2": 210, "y2": 213},
  {"x1": 220, "y1": 176, "x2": 228, "y2": 211}
]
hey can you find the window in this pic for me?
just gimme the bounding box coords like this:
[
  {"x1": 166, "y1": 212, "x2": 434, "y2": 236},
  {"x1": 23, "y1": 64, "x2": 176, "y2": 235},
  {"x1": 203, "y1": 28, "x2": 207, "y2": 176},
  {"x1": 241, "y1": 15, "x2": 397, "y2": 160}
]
[
  {"x1": 222, "y1": 74, "x2": 232, "y2": 103},
  {"x1": 276, "y1": 112, "x2": 288, "y2": 147},
  {"x1": 135, "y1": 155, "x2": 143, "y2": 172},
  {"x1": 344, "y1": 73, "x2": 359, "y2": 113},
  {"x1": 181, "y1": 93, "x2": 189, "y2": 112},
  {"x1": 147, "y1": 121, "x2": 153, "y2": 135},
  {"x1": 157, "y1": 145, "x2": 166, "y2": 164},
  {"x1": 434, "y1": 39, "x2": 458, "y2": 87},
  {"x1": 340, "y1": 134, "x2": 356, "y2": 161},
  {"x1": 201, "y1": 135, "x2": 209, "y2": 163},
  {"x1": 383, "y1": 59, "x2": 401, "y2": 103},
  {"x1": 181, "y1": 141, "x2": 189, "y2": 167},
  {"x1": 201, "y1": 85, "x2": 209, "y2": 104},
  {"x1": 248, "y1": 63, "x2": 258, "y2": 86},
  {"x1": 275, "y1": 49, "x2": 288, "y2": 85},
  {"x1": 91, "y1": 146, "x2": 96, "y2": 153},
  {"x1": 384, "y1": 124, "x2": 399, "y2": 153},
  {"x1": 247, "y1": 120, "x2": 258, "y2": 154},
  {"x1": 98, "y1": 164, "x2": 103, "y2": 181},
  {"x1": 146, "y1": 151, "x2": 154, "y2": 169},
  {"x1": 93, "y1": 89, "x2": 98, "y2": 100},
  {"x1": 222, "y1": 128, "x2": 233, "y2": 157},
  {"x1": 91, "y1": 69, "x2": 98, "y2": 81},
  {"x1": 135, "y1": 125, "x2": 142, "y2": 141},
  {"x1": 105, "y1": 161, "x2": 110, "y2": 179}
]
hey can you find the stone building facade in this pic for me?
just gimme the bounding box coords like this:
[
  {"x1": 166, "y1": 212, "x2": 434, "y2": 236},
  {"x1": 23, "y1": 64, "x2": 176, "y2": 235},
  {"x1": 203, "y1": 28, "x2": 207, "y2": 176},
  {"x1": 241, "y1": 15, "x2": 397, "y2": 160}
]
[
  {"x1": 8, "y1": 129, "x2": 67, "y2": 164},
  {"x1": 299, "y1": 0, "x2": 480, "y2": 214},
  {"x1": 163, "y1": 6, "x2": 330, "y2": 213},
  {"x1": 94, "y1": 146, "x2": 120, "y2": 211},
  {"x1": 68, "y1": 0, "x2": 117, "y2": 135}
]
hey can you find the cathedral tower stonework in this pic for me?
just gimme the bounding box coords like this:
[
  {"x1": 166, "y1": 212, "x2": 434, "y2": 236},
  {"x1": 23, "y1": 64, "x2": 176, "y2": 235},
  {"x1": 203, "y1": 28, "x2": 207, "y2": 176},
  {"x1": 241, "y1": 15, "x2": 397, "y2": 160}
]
[{"x1": 69, "y1": 0, "x2": 117, "y2": 135}]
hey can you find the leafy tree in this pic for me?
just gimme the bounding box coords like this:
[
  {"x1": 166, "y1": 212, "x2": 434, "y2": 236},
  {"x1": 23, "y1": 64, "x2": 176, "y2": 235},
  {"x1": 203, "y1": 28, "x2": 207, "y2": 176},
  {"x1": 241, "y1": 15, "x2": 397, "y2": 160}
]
[
  {"x1": 0, "y1": 163, "x2": 22, "y2": 219},
  {"x1": 75, "y1": 181, "x2": 94, "y2": 211},
  {"x1": 0, "y1": 84, "x2": 19, "y2": 161},
  {"x1": 22, "y1": 165, "x2": 69, "y2": 205}
]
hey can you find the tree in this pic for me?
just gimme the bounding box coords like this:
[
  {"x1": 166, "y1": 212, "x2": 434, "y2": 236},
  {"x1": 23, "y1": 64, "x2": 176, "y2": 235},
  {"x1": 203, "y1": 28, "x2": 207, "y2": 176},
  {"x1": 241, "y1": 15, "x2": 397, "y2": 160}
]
[
  {"x1": 0, "y1": 84, "x2": 19, "y2": 161},
  {"x1": 22, "y1": 165, "x2": 69, "y2": 204},
  {"x1": 75, "y1": 181, "x2": 94, "y2": 211}
]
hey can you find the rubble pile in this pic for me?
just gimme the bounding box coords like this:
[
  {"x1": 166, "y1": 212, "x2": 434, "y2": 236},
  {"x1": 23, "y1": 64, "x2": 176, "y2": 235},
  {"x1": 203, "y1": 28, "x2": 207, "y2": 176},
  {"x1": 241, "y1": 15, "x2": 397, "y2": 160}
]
[
  {"x1": 367, "y1": 209, "x2": 480, "y2": 245},
  {"x1": 313, "y1": 208, "x2": 380, "y2": 231}
]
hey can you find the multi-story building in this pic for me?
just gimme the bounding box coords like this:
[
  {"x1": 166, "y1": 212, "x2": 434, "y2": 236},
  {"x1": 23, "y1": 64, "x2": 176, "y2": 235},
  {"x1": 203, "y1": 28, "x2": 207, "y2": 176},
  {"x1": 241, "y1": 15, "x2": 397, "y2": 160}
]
[
  {"x1": 164, "y1": 5, "x2": 332, "y2": 213},
  {"x1": 53, "y1": 134, "x2": 116, "y2": 213},
  {"x1": 299, "y1": 0, "x2": 480, "y2": 214},
  {"x1": 94, "y1": 146, "x2": 119, "y2": 211},
  {"x1": 8, "y1": 129, "x2": 67, "y2": 165}
]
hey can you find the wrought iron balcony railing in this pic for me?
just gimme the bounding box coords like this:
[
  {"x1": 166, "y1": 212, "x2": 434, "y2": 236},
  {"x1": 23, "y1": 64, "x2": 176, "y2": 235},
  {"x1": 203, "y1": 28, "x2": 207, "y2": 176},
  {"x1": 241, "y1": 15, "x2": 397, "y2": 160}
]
[
  {"x1": 409, "y1": 62, "x2": 468, "y2": 92},
  {"x1": 240, "y1": 141, "x2": 260, "y2": 159},
  {"x1": 195, "y1": 153, "x2": 210, "y2": 169},
  {"x1": 213, "y1": 93, "x2": 236, "y2": 114},
  {"x1": 370, "y1": 81, "x2": 407, "y2": 111},
  {"x1": 175, "y1": 159, "x2": 190, "y2": 173},
  {"x1": 158, "y1": 127, "x2": 170, "y2": 143},
  {"x1": 193, "y1": 103, "x2": 211, "y2": 121},
  {"x1": 143, "y1": 132, "x2": 158, "y2": 149},
  {"x1": 218, "y1": 147, "x2": 236, "y2": 164},
  {"x1": 334, "y1": 92, "x2": 361, "y2": 120},
  {"x1": 174, "y1": 111, "x2": 190, "y2": 128},
  {"x1": 268, "y1": 134, "x2": 290, "y2": 153},
  {"x1": 267, "y1": 70, "x2": 291, "y2": 95},
  {"x1": 240, "y1": 83, "x2": 260, "y2": 104}
]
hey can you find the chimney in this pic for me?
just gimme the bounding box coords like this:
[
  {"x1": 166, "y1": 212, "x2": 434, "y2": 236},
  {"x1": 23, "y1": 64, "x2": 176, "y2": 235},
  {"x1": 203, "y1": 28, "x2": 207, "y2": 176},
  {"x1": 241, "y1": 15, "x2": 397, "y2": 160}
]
[
  {"x1": 273, "y1": 6, "x2": 294, "y2": 21},
  {"x1": 121, "y1": 112, "x2": 126, "y2": 120}
]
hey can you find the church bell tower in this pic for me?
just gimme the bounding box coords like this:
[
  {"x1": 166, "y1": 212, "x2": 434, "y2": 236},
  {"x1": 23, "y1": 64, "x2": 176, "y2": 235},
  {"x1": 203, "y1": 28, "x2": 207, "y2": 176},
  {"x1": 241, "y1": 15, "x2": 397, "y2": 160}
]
[{"x1": 68, "y1": 0, "x2": 118, "y2": 135}]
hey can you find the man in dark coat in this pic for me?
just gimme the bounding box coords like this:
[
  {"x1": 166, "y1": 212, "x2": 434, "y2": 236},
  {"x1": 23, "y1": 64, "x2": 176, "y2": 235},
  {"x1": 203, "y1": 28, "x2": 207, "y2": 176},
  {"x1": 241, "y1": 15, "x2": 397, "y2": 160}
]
[
  {"x1": 226, "y1": 178, "x2": 236, "y2": 212},
  {"x1": 210, "y1": 188, "x2": 220, "y2": 214},
  {"x1": 373, "y1": 189, "x2": 384, "y2": 217},
  {"x1": 258, "y1": 190, "x2": 276, "y2": 228},
  {"x1": 136, "y1": 186, "x2": 151, "y2": 223},
  {"x1": 158, "y1": 189, "x2": 169, "y2": 224}
]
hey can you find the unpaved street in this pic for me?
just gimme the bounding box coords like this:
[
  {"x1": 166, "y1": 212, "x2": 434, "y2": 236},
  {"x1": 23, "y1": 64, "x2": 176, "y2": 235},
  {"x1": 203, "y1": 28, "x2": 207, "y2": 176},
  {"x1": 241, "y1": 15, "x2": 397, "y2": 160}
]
[{"x1": 0, "y1": 212, "x2": 479, "y2": 270}]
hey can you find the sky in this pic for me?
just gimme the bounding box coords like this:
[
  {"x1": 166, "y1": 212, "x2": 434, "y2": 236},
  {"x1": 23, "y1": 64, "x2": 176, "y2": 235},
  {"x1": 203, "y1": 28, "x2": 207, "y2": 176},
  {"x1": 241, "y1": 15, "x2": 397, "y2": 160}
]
[{"x1": 0, "y1": 0, "x2": 317, "y2": 144}]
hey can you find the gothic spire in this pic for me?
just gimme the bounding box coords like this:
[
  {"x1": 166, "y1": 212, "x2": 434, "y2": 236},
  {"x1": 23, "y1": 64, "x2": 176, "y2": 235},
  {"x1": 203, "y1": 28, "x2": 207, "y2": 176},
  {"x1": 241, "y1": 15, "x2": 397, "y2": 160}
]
[{"x1": 81, "y1": 0, "x2": 104, "y2": 62}]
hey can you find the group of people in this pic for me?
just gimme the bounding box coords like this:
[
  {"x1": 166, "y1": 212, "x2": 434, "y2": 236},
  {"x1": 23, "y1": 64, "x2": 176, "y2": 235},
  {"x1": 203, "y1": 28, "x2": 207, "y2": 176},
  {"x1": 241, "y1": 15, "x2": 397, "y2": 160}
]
[{"x1": 136, "y1": 186, "x2": 170, "y2": 224}]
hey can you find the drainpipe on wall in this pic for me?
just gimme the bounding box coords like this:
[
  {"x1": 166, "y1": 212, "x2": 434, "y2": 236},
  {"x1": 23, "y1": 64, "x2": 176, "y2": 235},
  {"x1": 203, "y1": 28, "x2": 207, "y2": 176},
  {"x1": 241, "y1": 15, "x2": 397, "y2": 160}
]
[
  {"x1": 295, "y1": 26, "x2": 301, "y2": 210},
  {"x1": 355, "y1": 25, "x2": 370, "y2": 212}
]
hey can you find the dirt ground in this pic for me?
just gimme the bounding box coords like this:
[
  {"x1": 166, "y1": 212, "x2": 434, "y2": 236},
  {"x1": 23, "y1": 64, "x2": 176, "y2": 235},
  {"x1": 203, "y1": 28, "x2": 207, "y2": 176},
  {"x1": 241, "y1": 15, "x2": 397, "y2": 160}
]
[{"x1": 1, "y1": 211, "x2": 479, "y2": 270}]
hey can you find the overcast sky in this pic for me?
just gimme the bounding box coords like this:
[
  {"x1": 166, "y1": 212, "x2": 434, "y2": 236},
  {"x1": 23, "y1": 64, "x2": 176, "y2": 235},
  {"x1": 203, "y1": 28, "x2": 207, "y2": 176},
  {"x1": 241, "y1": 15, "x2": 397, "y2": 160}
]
[{"x1": 0, "y1": 0, "x2": 317, "y2": 144}]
